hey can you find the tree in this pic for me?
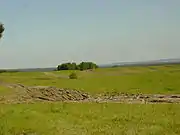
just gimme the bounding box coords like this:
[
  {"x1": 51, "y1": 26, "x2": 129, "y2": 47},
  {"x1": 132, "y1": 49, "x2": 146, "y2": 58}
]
[
  {"x1": 57, "y1": 62, "x2": 98, "y2": 71},
  {"x1": 71, "y1": 62, "x2": 77, "y2": 70},
  {"x1": 57, "y1": 62, "x2": 77, "y2": 70},
  {"x1": 57, "y1": 63, "x2": 70, "y2": 70},
  {"x1": 78, "y1": 62, "x2": 98, "y2": 71},
  {"x1": 0, "y1": 23, "x2": 4, "y2": 39},
  {"x1": 79, "y1": 62, "x2": 86, "y2": 71}
]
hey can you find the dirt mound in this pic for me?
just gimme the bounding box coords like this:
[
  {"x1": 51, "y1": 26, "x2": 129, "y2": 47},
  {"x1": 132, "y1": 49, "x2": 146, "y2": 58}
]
[
  {"x1": 0, "y1": 83, "x2": 90, "y2": 104},
  {"x1": 1, "y1": 83, "x2": 180, "y2": 104},
  {"x1": 26, "y1": 86, "x2": 90, "y2": 101}
]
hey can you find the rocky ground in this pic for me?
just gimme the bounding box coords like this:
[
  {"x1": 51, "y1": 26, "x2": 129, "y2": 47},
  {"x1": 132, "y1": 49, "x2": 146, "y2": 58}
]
[{"x1": 0, "y1": 82, "x2": 180, "y2": 104}]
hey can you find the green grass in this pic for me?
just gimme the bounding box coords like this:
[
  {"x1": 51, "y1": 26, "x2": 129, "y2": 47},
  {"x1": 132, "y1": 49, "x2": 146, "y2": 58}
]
[
  {"x1": 0, "y1": 65, "x2": 180, "y2": 134},
  {"x1": 0, "y1": 86, "x2": 13, "y2": 95},
  {"x1": 1, "y1": 64, "x2": 180, "y2": 94},
  {"x1": 0, "y1": 103, "x2": 180, "y2": 135}
]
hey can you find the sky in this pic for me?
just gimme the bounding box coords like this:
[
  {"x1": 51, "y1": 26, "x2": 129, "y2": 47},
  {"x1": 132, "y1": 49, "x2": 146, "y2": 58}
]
[{"x1": 0, "y1": 0, "x2": 180, "y2": 69}]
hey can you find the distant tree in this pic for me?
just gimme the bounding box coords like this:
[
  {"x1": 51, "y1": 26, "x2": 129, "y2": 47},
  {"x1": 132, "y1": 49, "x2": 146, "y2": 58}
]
[
  {"x1": 75, "y1": 64, "x2": 80, "y2": 70},
  {"x1": 0, "y1": 23, "x2": 4, "y2": 39},
  {"x1": 79, "y1": 62, "x2": 86, "y2": 71},
  {"x1": 57, "y1": 62, "x2": 98, "y2": 71},
  {"x1": 71, "y1": 62, "x2": 77, "y2": 70},
  {"x1": 57, "y1": 63, "x2": 69, "y2": 70},
  {"x1": 57, "y1": 62, "x2": 76, "y2": 70},
  {"x1": 66, "y1": 63, "x2": 72, "y2": 70},
  {"x1": 78, "y1": 62, "x2": 98, "y2": 71}
]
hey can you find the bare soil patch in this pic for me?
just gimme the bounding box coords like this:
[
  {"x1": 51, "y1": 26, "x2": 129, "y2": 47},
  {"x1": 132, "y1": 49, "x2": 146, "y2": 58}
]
[{"x1": 0, "y1": 82, "x2": 180, "y2": 104}]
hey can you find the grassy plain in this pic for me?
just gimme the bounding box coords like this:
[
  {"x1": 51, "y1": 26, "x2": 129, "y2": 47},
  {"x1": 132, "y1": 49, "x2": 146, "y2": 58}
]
[
  {"x1": 0, "y1": 103, "x2": 180, "y2": 135},
  {"x1": 0, "y1": 64, "x2": 180, "y2": 134},
  {"x1": 0, "y1": 64, "x2": 180, "y2": 94}
]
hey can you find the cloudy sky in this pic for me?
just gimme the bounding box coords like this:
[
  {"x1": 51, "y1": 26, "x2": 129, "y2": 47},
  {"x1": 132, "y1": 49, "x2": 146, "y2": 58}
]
[{"x1": 0, "y1": 0, "x2": 180, "y2": 68}]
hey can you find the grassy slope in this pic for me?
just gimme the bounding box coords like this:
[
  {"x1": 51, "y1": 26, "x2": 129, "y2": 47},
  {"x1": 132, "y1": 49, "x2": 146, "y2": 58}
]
[
  {"x1": 0, "y1": 64, "x2": 180, "y2": 94},
  {"x1": 0, "y1": 103, "x2": 180, "y2": 135}
]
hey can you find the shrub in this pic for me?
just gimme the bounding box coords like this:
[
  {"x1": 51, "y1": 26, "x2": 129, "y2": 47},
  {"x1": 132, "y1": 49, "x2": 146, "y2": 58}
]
[{"x1": 69, "y1": 72, "x2": 78, "y2": 79}]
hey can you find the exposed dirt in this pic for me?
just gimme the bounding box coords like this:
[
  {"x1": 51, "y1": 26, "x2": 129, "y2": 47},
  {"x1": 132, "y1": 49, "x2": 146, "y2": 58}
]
[
  {"x1": 0, "y1": 83, "x2": 90, "y2": 104},
  {"x1": 0, "y1": 83, "x2": 180, "y2": 104}
]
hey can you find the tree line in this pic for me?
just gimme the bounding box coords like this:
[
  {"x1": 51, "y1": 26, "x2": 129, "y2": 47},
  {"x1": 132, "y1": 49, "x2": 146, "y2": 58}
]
[{"x1": 57, "y1": 62, "x2": 98, "y2": 71}]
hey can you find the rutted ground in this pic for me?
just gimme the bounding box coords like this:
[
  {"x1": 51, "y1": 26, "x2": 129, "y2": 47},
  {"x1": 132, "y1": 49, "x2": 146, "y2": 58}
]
[{"x1": 0, "y1": 82, "x2": 180, "y2": 104}]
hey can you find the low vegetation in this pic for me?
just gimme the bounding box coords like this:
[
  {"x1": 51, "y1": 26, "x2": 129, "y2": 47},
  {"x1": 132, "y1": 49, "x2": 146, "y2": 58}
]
[
  {"x1": 69, "y1": 72, "x2": 78, "y2": 79},
  {"x1": 1, "y1": 64, "x2": 180, "y2": 94},
  {"x1": 0, "y1": 103, "x2": 179, "y2": 135}
]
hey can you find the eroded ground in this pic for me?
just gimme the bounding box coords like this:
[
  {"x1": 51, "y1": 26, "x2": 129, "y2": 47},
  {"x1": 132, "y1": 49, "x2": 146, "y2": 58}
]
[{"x1": 0, "y1": 82, "x2": 180, "y2": 104}]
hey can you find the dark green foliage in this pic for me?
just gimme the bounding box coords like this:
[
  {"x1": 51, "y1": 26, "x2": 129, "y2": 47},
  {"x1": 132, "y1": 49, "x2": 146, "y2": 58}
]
[
  {"x1": 57, "y1": 62, "x2": 78, "y2": 70},
  {"x1": 57, "y1": 62, "x2": 98, "y2": 71},
  {"x1": 79, "y1": 62, "x2": 98, "y2": 71},
  {"x1": 0, "y1": 70, "x2": 7, "y2": 73},
  {"x1": 0, "y1": 23, "x2": 4, "y2": 39},
  {"x1": 71, "y1": 62, "x2": 77, "y2": 70},
  {"x1": 69, "y1": 72, "x2": 78, "y2": 79},
  {"x1": 57, "y1": 63, "x2": 72, "y2": 70}
]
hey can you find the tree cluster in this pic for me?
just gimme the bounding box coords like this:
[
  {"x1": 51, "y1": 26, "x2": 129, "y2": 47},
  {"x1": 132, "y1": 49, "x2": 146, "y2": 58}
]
[
  {"x1": 57, "y1": 62, "x2": 98, "y2": 71},
  {"x1": 0, "y1": 23, "x2": 4, "y2": 39}
]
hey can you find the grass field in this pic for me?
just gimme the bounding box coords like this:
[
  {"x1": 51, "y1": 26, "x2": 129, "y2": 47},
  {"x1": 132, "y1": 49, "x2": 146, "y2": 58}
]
[
  {"x1": 0, "y1": 103, "x2": 180, "y2": 135},
  {"x1": 0, "y1": 64, "x2": 180, "y2": 94},
  {"x1": 0, "y1": 64, "x2": 180, "y2": 134}
]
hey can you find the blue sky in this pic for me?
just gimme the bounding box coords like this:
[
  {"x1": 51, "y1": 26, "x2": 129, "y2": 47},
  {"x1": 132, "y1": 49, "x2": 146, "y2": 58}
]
[{"x1": 0, "y1": 0, "x2": 180, "y2": 68}]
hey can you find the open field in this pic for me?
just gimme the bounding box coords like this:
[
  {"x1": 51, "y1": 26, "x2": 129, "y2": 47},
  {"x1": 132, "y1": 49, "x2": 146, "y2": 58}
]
[
  {"x1": 1, "y1": 64, "x2": 180, "y2": 94},
  {"x1": 1, "y1": 64, "x2": 180, "y2": 104},
  {"x1": 0, "y1": 103, "x2": 180, "y2": 135},
  {"x1": 0, "y1": 64, "x2": 180, "y2": 134}
]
